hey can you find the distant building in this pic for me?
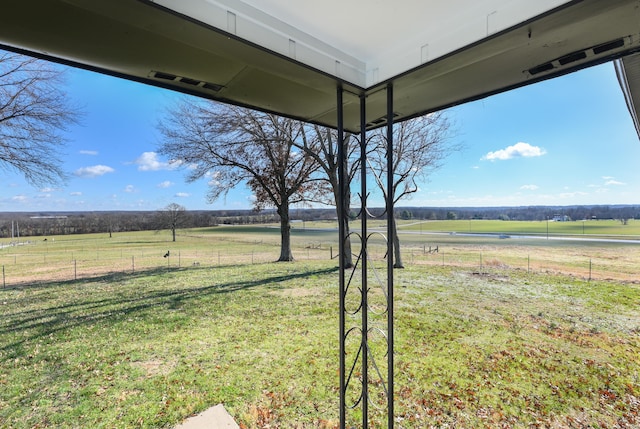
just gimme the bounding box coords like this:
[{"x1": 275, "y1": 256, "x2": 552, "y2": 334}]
[{"x1": 551, "y1": 214, "x2": 571, "y2": 222}]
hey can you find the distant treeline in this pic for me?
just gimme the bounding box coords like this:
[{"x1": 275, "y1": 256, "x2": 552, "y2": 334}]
[
  {"x1": 0, "y1": 205, "x2": 638, "y2": 238},
  {"x1": 0, "y1": 210, "x2": 281, "y2": 238},
  {"x1": 392, "y1": 205, "x2": 640, "y2": 222}
]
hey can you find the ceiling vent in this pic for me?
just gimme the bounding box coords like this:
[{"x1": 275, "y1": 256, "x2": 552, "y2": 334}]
[
  {"x1": 527, "y1": 37, "x2": 628, "y2": 77},
  {"x1": 150, "y1": 71, "x2": 224, "y2": 93},
  {"x1": 366, "y1": 112, "x2": 401, "y2": 129}
]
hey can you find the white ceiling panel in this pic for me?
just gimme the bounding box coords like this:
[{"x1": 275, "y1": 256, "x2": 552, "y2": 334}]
[{"x1": 153, "y1": 0, "x2": 574, "y2": 86}]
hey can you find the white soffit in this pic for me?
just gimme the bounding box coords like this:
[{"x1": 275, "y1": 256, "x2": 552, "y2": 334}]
[
  {"x1": 155, "y1": 0, "x2": 572, "y2": 87},
  {"x1": 0, "y1": 0, "x2": 639, "y2": 132}
]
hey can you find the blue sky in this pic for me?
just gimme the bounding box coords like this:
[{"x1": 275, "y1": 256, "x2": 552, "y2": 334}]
[{"x1": 1, "y1": 61, "x2": 639, "y2": 212}]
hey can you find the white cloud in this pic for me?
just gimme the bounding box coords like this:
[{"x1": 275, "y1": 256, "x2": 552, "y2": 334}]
[
  {"x1": 605, "y1": 179, "x2": 626, "y2": 186},
  {"x1": 594, "y1": 177, "x2": 626, "y2": 188},
  {"x1": 124, "y1": 185, "x2": 136, "y2": 193},
  {"x1": 134, "y1": 152, "x2": 181, "y2": 171},
  {"x1": 74, "y1": 165, "x2": 115, "y2": 178},
  {"x1": 39, "y1": 187, "x2": 60, "y2": 193},
  {"x1": 70, "y1": 192, "x2": 83, "y2": 196},
  {"x1": 79, "y1": 150, "x2": 98, "y2": 156},
  {"x1": 12, "y1": 195, "x2": 28, "y2": 202},
  {"x1": 175, "y1": 192, "x2": 190, "y2": 198},
  {"x1": 520, "y1": 184, "x2": 539, "y2": 191},
  {"x1": 482, "y1": 142, "x2": 546, "y2": 161},
  {"x1": 157, "y1": 180, "x2": 174, "y2": 188}
]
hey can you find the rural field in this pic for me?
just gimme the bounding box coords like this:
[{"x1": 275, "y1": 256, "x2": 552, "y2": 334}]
[{"x1": 0, "y1": 221, "x2": 639, "y2": 428}]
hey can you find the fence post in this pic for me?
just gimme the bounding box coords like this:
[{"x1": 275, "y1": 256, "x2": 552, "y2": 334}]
[
  {"x1": 527, "y1": 255, "x2": 530, "y2": 273},
  {"x1": 74, "y1": 260, "x2": 77, "y2": 280},
  {"x1": 132, "y1": 256, "x2": 135, "y2": 273},
  {"x1": 2, "y1": 265, "x2": 5, "y2": 288},
  {"x1": 589, "y1": 258, "x2": 592, "y2": 281}
]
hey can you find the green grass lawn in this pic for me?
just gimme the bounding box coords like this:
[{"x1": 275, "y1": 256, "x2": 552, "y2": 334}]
[
  {"x1": 1, "y1": 227, "x2": 639, "y2": 428},
  {"x1": 0, "y1": 262, "x2": 342, "y2": 428},
  {"x1": 1, "y1": 253, "x2": 639, "y2": 427}
]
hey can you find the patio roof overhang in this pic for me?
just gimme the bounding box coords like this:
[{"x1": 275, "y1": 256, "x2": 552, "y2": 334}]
[
  {"x1": 0, "y1": 0, "x2": 639, "y2": 133},
  {"x1": 616, "y1": 53, "x2": 640, "y2": 137}
]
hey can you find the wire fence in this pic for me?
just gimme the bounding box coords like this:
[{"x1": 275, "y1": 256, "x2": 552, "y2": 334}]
[
  {"x1": 0, "y1": 241, "x2": 332, "y2": 288},
  {"x1": 402, "y1": 244, "x2": 639, "y2": 282},
  {"x1": 0, "y1": 239, "x2": 638, "y2": 288}
]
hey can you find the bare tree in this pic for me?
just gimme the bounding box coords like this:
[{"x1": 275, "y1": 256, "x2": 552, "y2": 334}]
[
  {"x1": 368, "y1": 112, "x2": 458, "y2": 268},
  {"x1": 157, "y1": 100, "x2": 326, "y2": 261},
  {"x1": 0, "y1": 51, "x2": 81, "y2": 186},
  {"x1": 156, "y1": 202, "x2": 188, "y2": 242},
  {"x1": 294, "y1": 125, "x2": 360, "y2": 267}
]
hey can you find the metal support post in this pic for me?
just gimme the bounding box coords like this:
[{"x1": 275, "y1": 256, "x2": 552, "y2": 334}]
[
  {"x1": 386, "y1": 83, "x2": 395, "y2": 428},
  {"x1": 339, "y1": 84, "x2": 396, "y2": 428},
  {"x1": 359, "y1": 93, "x2": 369, "y2": 428},
  {"x1": 337, "y1": 86, "x2": 347, "y2": 428}
]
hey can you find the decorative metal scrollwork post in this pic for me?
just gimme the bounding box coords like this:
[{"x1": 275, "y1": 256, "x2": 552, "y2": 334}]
[{"x1": 338, "y1": 84, "x2": 395, "y2": 428}]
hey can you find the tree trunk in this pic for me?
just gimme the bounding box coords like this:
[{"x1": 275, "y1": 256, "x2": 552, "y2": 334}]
[
  {"x1": 342, "y1": 218, "x2": 353, "y2": 268},
  {"x1": 335, "y1": 186, "x2": 353, "y2": 268},
  {"x1": 278, "y1": 204, "x2": 294, "y2": 262},
  {"x1": 391, "y1": 216, "x2": 404, "y2": 268},
  {"x1": 172, "y1": 225, "x2": 176, "y2": 242}
]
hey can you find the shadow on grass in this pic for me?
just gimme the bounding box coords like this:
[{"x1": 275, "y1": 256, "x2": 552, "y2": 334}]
[{"x1": 0, "y1": 264, "x2": 339, "y2": 359}]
